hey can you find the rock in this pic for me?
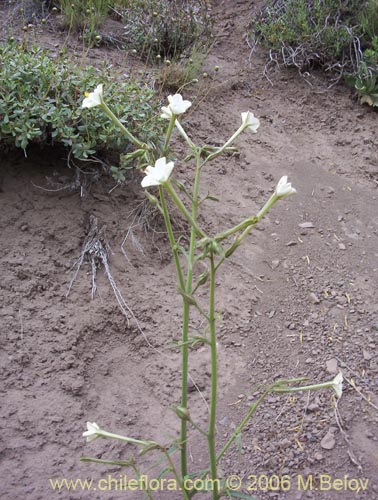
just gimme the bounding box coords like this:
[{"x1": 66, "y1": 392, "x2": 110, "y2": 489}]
[
  {"x1": 320, "y1": 431, "x2": 336, "y2": 450},
  {"x1": 314, "y1": 452, "x2": 323, "y2": 461},
  {"x1": 338, "y1": 243, "x2": 346, "y2": 250},
  {"x1": 279, "y1": 438, "x2": 291, "y2": 449},
  {"x1": 299, "y1": 222, "x2": 315, "y2": 229},
  {"x1": 271, "y1": 259, "x2": 280, "y2": 269},
  {"x1": 326, "y1": 358, "x2": 338, "y2": 374},
  {"x1": 287, "y1": 241, "x2": 297, "y2": 246},
  {"x1": 309, "y1": 292, "x2": 320, "y2": 304},
  {"x1": 327, "y1": 187, "x2": 335, "y2": 194},
  {"x1": 307, "y1": 402, "x2": 320, "y2": 412},
  {"x1": 363, "y1": 350, "x2": 373, "y2": 361}
]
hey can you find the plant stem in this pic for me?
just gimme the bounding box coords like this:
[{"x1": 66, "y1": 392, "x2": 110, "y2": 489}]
[
  {"x1": 99, "y1": 430, "x2": 151, "y2": 446},
  {"x1": 159, "y1": 187, "x2": 185, "y2": 290},
  {"x1": 180, "y1": 150, "x2": 202, "y2": 485},
  {"x1": 205, "y1": 124, "x2": 245, "y2": 163},
  {"x1": 216, "y1": 388, "x2": 272, "y2": 462},
  {"x1": 132, "y1": 464, "x2": 154, "y2": 500},
  {"x1": 175, "y1": 120, "x2": 195, "y2": 149},
  {"x1": 164, "y1": 181, "x2": 205, "y2": 238},
  {"x1": 162, "y1": 448, "x2": 191, "y2": 500},
  {"x1": 208, "y1": 251, "x2": 218, "y2": 500},
  {"x1": 163, "y1": 114, "x2": 176, "y2": 155},
  {"x1": 100, "y1": 101, "x2": 145, "y2": 149}
]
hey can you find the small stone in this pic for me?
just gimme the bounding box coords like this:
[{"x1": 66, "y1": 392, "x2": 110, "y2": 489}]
[
  {"x1": 287, "y1": 241, "x2": 297, "y2": 246},
  {"x1": 307, "y1": 402, "x2": 320, "y2": 412},
  {"x1": 326, "y1": 358, "x2": 338, "y2": 374},
  {"x1": 271, "y1": 259, "x2": 280, "y2": 269},
  {"x1": 363, "y1": 350, "x2": 373, "y2": 361},
  {"x1": 299, "y1": 222, "x2": 315, "y2": 229},
  {"x1": 279, "y1": 438, "x2": 291, "y2": 449},
  {"x1": 314, "y1": 452, "x2": 323, "y2": 461},
  {"x1": 338, "y1": 243, "x2": 346, "y2": 250},
  {"x1": 309, "y1": 292, "x2": 320, "y2": 304},
  {"x1": 327, "y1": 187, "x2": 335, "y2": 194},
  {"x1": 320, "y1": 431, "x2": 336, "y2": 450}
]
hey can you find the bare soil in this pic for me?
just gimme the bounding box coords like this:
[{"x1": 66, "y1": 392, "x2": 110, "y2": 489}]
[{"x1": 1, "y1": 1, "x2": 378, "y2": 499}]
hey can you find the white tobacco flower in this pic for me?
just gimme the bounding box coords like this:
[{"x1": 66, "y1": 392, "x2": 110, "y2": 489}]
[
  {"x1": 241, "y1": 111, "x2": 260, "y2": 133},
  {"x1": 82, "y1": 84, "x2": 103, "y2": 108},
  {"x1": 83, "y1": 421, "x2": 101, "y2": 442},
  {"x1": 141, "y1": 157, "x2": 174, "y2": 188},
  {"x1": 161, "y1": 94, "x2": 192, "y2": 119},
  {"x1": 331, "y1": 372, "x2": 343, "y2": 399},
  {"x1": 275, "y1": 175, "x2": 297, "y2": 199},
  {"x1": 160, "y1": 105, "x2": 173, "y2": 120}
]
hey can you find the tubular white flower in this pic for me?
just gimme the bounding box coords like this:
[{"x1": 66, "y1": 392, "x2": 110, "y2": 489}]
[
  {"x1": 161, "y1": 94, "x2": 191, "y2": 119},
  {"x1": 82, "y1": 84, "x2": 103, "y2": 108},
  {"x1": 141, "y1": 157, "x2": 174, "y2": 188},
  {"x1": 241, "y1": 111, "x2": 260, "y2": 133},
  {"x1": 331, "y1": 372, "x2": 343, "y2": 399},
  {"x1": 160, "y1": 106, "x2": 173, "y2": 120},
  {"x1": 275, "y1": 175, "x2": 297, "y2": 199},
  {"x1": 83, "y1": 421, "x2": 101, "y2": 442}
]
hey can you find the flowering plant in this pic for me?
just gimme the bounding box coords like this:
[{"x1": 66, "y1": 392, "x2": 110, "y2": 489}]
[{"x1": 80, "y1": 87, "x2": 342, "y2": 499}]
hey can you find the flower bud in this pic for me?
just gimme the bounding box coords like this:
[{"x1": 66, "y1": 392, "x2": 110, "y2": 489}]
[{"x1": 174, "y1": 406, "x2": 190, "y2": 421}]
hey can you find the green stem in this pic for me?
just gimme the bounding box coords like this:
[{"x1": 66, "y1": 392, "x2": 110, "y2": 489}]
[
  {"x1": 163, "y1": 114, "x2": 176, "y2": 155},
  {"x1": 214, "y1": 193, "x2": 280, "y2": 271},
  {"x1": 216, "y1": 388, "x2": 271, "y2": 462},
  {"x1": 208, "y1": 252, "x2": 218, "y2": 500},
  {"x1": 100, "y1": 101, "x2": 145, "y2": 149},
  {"x1": 180, "y1": 150, "x2": 203, "y2": 484},
  {"x1": 99, "y1": 430, "x2": 151, "y2": 446},
  {"x1": 272, "y1": 381, "x2": 335, "y2": 394},
  {"x1": 175, "y1": 120, "x2": 195, "y2": 149},
  {"x1": 159, "y1": 187, "x2": 185, "y2": 290},
  {"x1": 162, "y1": 448, "x2": 190, "y2": 500},
  {"x1": 164, "y1": 181, "x2": 205, "y2": 238},
  {"x1": 205, "y1": 124, "x2": 245, "y2": 163},
  {"x1": 132, "y1": 464, "x2": 154, "y2": 500}
]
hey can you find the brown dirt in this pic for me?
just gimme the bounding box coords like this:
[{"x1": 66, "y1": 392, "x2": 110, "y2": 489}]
[{"x1": 1, "y1": 1, "x2": 378, "y2": 499}]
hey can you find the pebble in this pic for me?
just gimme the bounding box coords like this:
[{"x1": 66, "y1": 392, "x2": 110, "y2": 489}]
[
  {"x1": 320, "y1": 431, "x2": 336, "y2": 450},
  {"x1": 338, "y1": 243, "x2": 346, "y2": 250},
  {"x1": 363, "y1": 350, "x2": 373, "y2": 361},
  {"x1": 271, "y1": 259, "x2": 280, "y2": 269},
  {"x1": 309, "y1": 292, "x2": 320, "y2": 304},
  {"x1": 287, "y1": 240, "x2": 297, "y2": 246},
  {"x1": 325, "y1": 358, "x2": 338, "y2": 374},
  {"x1": 299, "y1": 222, "x2": 315, "y2": 229}
]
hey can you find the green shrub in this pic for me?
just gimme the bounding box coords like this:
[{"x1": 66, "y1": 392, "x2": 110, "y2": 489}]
[
  {"x1": 252, "y1": 0, "x2": 361, "y2": 75},
  {"x1": 54, "y1": 0, "x2": 110, "y2": 31},
  {"x1": 349, "y1": 36, "x2": 378, "y2": 106},
  {"x1": 0, "y1": 40, "x2": 163, "y2": 162},
  {"x1": 251, "y1": 0, "x2": 378, "y2": 106},
  {"x1": 120, "y1": 0, "x2": 212, "y2": 60}
]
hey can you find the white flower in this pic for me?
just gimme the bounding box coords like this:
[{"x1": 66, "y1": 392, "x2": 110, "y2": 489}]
[
  {"x1": 83, "y1": 421, "x2": 101, "y2": 442},
  {"x1": 241, "y1": 111, "x2": 260, "y2": 133},
  {"x1": 161, "y1": 94, "x2": 191, "y2": 119},
  {"x1": 160, "y1": 106, "x2": 173, "y2": 120},
  {"x1": 275, "y1": 175, "x2": 297, "y2": 198},
  {"x1": 82, "y1": 84, "x2": 103, "y2": 108},
  {"x1": 141, "y1": 157, "x2": 174, "y2": 188},
  {"x1": 331, "y1": 372, "x2": 343, "y2": 399}
]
